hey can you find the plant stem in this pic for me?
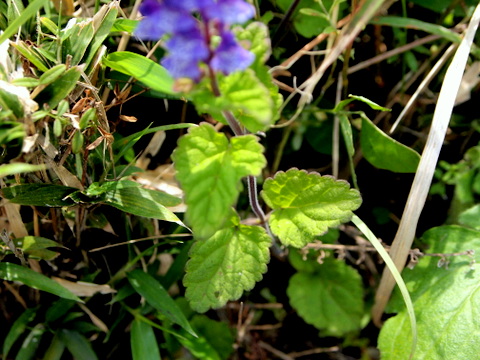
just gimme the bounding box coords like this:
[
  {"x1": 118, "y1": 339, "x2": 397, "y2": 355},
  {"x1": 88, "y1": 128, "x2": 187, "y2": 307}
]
[{"x1": 209, "y1": 69, "x2": 271, "y2": 233}]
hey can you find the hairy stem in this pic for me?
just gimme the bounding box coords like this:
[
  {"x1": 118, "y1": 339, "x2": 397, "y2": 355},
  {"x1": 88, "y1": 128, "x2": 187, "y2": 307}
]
[{"x1": 209, "y1": 69, "x2": 271, "y2": 233}]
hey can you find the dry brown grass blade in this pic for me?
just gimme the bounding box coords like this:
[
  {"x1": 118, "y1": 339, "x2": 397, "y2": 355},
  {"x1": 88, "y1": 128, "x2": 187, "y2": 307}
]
[{"x1": 372, "y1": 2, "x2": 480, "y2": 326}]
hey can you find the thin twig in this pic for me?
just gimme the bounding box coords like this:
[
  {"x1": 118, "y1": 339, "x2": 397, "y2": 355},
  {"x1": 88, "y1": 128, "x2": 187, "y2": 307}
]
[{"x1": 347, "y1": 34, "x2": 442, "y2": 75}]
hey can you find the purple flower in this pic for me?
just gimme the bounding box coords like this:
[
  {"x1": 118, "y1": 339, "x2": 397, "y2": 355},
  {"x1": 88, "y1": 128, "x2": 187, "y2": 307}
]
[
  {"x1": 202, "y1": 0, "x2": 255, "y2": 25},
  {"x1": 134, "y1": 0, "x2": 197, "y2": 40},
  {"x1": 162, "y1": 56, "x2": 203, "y2": 79},
  {"x1": 168, "y1": 0, "x2": 213, "y2": 11},
  {"x1": 165, "y1": 28, "x2": 209, "y2": 61},
  {"x1": 134, "y1": 0, "x2": 256, "y2": 80},
  {"x1": 211, "y1": 30, "x2": 254, "y2": 74}
]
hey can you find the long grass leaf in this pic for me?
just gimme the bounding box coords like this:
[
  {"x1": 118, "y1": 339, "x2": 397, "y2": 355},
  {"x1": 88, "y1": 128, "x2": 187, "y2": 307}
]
[
  {"x1": 0, "y1": 0, "x2": 49, "y2": 44},
  {"x1": 351, "y1": 215, "x2": 417, "y2": 360},
  {"x1": 372, "y1": 2, "x2": 480, "y2": 324}
]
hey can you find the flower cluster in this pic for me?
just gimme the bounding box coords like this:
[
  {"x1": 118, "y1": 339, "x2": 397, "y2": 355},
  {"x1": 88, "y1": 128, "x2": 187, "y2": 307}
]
[{"x1": 134, "y1": 0, "x2": 255, "y2": 80}]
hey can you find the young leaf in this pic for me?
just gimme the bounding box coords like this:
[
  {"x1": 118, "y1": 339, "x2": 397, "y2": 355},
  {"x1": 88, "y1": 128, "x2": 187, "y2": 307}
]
[
  {"x1": 183, "y1": 212, "x2": 271, "y2": 313},
  {"x1": 130, "y1": 318, "x2": 162, "y2": 360},
  {"x1": 360, "y1": 117, "x2": 421, "y2": 173},
  {"x1": 378, "y1": 225, "x2": 480, "y2": 359},
  {"x1": 287, "y1": 255, "x2": 364, "y2": 336},
  {"x1": 0, "y1": 263, "x2": 82, "y2": 302},
  {"x1": 172, "y1": 123, "x2": 266, "y2": 239},
  {"x1": 127, "y1": 270, "x2": 196, "y2": 337},
  {"x1": 15, "y1": 236, "x2": 65, "y2": 260},
  {"x1": 103, "y1": 51, "x2": 175, "y2": 95},
  {"x1": 192, "y1": 70, "x2": 275, "y2": 133},
  {"x1": 261, "y1": 168, "x2": 362, "y2": 248}
]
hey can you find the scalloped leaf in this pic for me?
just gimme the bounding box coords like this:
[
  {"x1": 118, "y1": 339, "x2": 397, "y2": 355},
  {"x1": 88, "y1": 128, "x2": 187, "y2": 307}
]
[
  {"x1": 287, "y1": 254, "x2": 365, "y2": 336},
  {"x1": 172, "y1": 123, "x2": 266, "y2": 239},
  {"x1": 191, "y1": 69, "x2": 275, "y2": 133},
  {"x1": 234, "y1": 21, "x2": 271, "y2": 66},
  {"x1": 261, "y1": 168, "x2": 362, "y2": 248},
  {"x1": 183, "y1": 212, "x2": 271, "y2": 313},
  {"x1": 378, "y1": 225, "x2": 480, "y2": 359}
]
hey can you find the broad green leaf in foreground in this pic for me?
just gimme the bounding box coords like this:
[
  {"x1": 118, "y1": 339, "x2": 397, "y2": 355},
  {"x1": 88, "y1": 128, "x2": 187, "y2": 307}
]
[
  {"x1": 378, "y1": 225, "x2": 480, "y2": 359},
  {"x1": 183, "y1": 213, "x2": 271, "y2": 313},
  {"x1": 0, "y1": 263, "x2": 82, "y2": 302},
  {"x1": 103, "y1": 51, "x2": 175, "y2": 95},
  {"x1": 360, "y1": 117, "x2": 420, "y2": 173},
  {"x1": 127, "y1": 270, "x2": 196, "y2": 337},
  {"x1": 261, "y1": 168, "x2": 362, "y2": 248},
  {"x1": 172, "y1": 123, "x2": 266, "y2": 239},
  {"x1": 287, "y1": 253, "x2": 364, "y2": 336}
]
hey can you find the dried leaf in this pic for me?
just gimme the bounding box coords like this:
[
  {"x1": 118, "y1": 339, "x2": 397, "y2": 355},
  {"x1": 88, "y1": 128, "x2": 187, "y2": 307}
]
[{"x1": 51, "y1": 277, "x2": 116, "y2": 297}]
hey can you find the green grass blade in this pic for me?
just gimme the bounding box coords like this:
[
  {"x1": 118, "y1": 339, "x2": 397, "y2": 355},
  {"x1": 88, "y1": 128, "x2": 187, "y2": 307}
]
[
  {"x1": 0, "y1": 263, "x2": 82, "y2": 302},
  {"x1": 0, "y1": 0, "x2": 49, "y2": 44},
  {"x1": 351, "y1": 215, "x2": 417, "y2": 360}
]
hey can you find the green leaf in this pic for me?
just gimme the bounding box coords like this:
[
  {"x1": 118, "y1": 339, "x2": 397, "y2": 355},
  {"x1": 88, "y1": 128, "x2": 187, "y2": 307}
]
[
  {"x1": 112, "y1": 123, "x2": 195, "y2": 163},
  {"x1": 378, "y1": 225, "x2": 480, "y2": 360},
  {"x1": 276, "y1": 0, "x2": 333, "y2": 37},
  {"x1": 131, "y1": 318, "x2": 161, "y2": 360},
  {"x1": 127, "y1": 270, "x2": 196, "y2": 337},
  {"x1": 1, "y1": 184, "x2": 77, "y2": 207},
  {"x1": 189, "y1": 315, "x2": 234, "y2": 360},
  {"x1": 172, "y1": 123, "x2": 266, "y2": 238},
  {"x1": 183, "y1": 213, "x2": 271, "y2": 313},
  {"x1": 0, "y1": 0, "x2": 49, "y2": 44},
  {"x1": 234, "y1": 21, "x2": 271, "y2": 66},
  {"x1": 0, "y1": 163, "x2": 46, "y2": 177},
  {"x1": 58, "y1": 329, "x2": 98, "y2": 360},
  {"x1": 103, "y1": 51, "x2": 175, "y2": 95},
  {"x1": 15, "y1": 236, "x2": 65, "y2": 260},
  {"x1": 334, "y1": 94, "x2": 391, "y2": 112},
  {"x1": 3, "y1": 308, "x2": 37, "y2": 358},
  {"x1": 43, "y1": 334, "x2": 66, "y2": 360},
  {"x1": 103, "y1": 185, "x2": 185, "y2": 227},
  {"x1": 83, "y1": 2, "x2": 119, "y2": 74},
  {"x1": 0, "y1": 86, "x2": 26, "y2": 119},
  {"x1": 360, "y1": 117, "x2": 420, "y2": 173},
  {"x1": 458, "y1": 204, "x2": 480, "y2": 229},
  {"x1": 192, "y1": 69, "x2": 275, "y2": 133},
  {"x1": 111, "y1": 19, "x2": 138, "y2": 33},
  {"x1": 0, "y1": 263, "x2": 82, "y2": 302},
  {"x1": 261, "y1": 168, "x2": 362, "y2": 248},
  {"x1": 370, "y1": 16, "x2": 461, "y2": 44},
  {"x1": 287, "y1": 255, "x2": 364, "y2": 336},
  {"x1": 34, "y1": 66, "x2": 82, "y2": 109},
  {"x1": 39, "y1": 64, "x2": 67, "y2": 86},
  {"x1": 16, "y1": 324, "x2": 45, "y2": 360}
]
